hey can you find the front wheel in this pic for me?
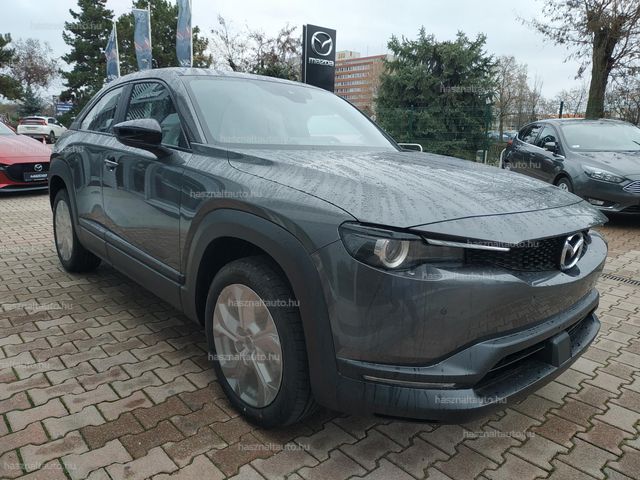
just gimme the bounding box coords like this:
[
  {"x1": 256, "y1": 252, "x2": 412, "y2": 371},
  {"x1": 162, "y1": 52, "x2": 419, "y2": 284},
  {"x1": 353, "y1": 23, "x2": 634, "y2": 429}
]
[
  {"x1": 555, "y1": 176, "x2": 574, "y2": 193},
  {"x1": 53, "y1": 189, "x2": 101, "y2": 272},
  {"x1": 205, "y1": 256, "x2": 316, "y2": 427},
  {"x1": 48, "y1": 131, "x2": 56, "y2": 143}
]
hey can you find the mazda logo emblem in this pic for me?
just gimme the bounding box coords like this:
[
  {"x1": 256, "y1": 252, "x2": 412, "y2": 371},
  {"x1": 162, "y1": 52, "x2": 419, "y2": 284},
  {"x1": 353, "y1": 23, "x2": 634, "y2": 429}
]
[
  {"x1": 34, "y1": 164, "x2": 43, "y2": 172},
  {"x1": 311, "y1": 31, "x2": 333, "y2": 57},
  {"x1": 559, "y1": 233, "x2": 585, "y2": 271}
]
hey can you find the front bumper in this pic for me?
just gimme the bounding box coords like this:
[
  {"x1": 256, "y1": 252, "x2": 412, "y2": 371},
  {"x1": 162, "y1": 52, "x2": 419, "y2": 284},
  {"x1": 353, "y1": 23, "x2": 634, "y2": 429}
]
[
  {"x1": 311, "y1": 229, "x2": 606, "y2": 421},
  {"x1": 575, "y1": 176, "x2": 640, "y2": 213},
  {"x1": 0, "y1": 169, "x2": 49, "y2": 192},
  {"x1": 332, "y1": 293, "x2": 599, "y2": 422}
]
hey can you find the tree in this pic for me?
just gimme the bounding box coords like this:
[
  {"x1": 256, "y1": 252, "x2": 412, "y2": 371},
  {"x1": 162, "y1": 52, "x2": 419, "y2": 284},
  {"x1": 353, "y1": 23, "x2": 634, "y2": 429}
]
[
  {"x1": 209, "y1": 16, "x2": 301, "y2": 81},
  {"x1": 0, "y1": 33, "x2": 21, "y2": 100},
  {"x1": 116, "y1": 0, "x2": 211, "y2": 75},
  {"x1": 606, "y1": 78, "x2": 640, "y2": 123},
  {"x1": 10, "y1": 39, "x2": 58, "y2": 91},
  {"x1": 495, "y1": 56, "x2": 529, "y2": 136},
  {"x1": 61, "y1": 0, "x2": 114, "y2": 112},
  {"x1": 375, "y1": 29, "x2": 495, "y2": 160},
  {"x1": 528, "y1": 0, "x2": 640, "y2": 119},
  {"x1": 17, "y1": 86, "x2": 44, "y2": 117},
  {"x1": 555, "y1": 83, "x2": 589, "y2": 116},
  {"x1": 210, "y1": 15, "x2": 250, "y2": 72},
  {"x1": 249, "y1": 25, "x2": 301, "y2": 80}
]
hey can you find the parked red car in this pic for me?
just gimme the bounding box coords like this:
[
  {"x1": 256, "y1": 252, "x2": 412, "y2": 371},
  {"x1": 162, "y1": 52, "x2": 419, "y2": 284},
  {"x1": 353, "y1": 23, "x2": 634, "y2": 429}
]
[{"x1": 0, "y1": 121, "x2": 51, "y2": 192}]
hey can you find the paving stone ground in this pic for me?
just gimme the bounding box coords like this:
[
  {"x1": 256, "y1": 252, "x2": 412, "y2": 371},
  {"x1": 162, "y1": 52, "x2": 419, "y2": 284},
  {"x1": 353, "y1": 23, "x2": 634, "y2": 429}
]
[{"x1": 1, "y1": 191, "x2": 639, "y2": 480}]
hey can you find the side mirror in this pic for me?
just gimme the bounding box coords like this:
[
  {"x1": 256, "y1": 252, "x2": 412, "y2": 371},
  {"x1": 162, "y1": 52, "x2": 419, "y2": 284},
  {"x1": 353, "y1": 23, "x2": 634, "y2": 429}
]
[
  {"x1": 544, "y1": 141, "x2": 558, "y2": 154},
  {"x1": 113, "y1": 118, "x2": 162, "y2": 149}
]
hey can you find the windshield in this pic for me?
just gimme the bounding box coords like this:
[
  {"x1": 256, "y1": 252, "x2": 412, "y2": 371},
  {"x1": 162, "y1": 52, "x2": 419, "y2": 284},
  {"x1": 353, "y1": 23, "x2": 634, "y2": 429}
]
[
  {"x1": 561, "y1": 122, "x2": 640, "y2": 152},
  {"x1": 184, "y1": 76, "x2": 396, "y2": 150},
  {"x1": 0, "y1": 123, "x2": 15, "y2": 135}
]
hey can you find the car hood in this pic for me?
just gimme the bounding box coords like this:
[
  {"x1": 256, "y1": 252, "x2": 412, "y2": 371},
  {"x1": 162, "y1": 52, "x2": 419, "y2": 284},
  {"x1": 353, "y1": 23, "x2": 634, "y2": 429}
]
[
  {"x1": 0, "y1": 135, "x2": 50, "y2": 160},
  {"x1": 575, "y1": 150, "x2": 640, "y2": 176},
  {"x1": 229, "y1": 148, "x2": 596, "y2": 228}
]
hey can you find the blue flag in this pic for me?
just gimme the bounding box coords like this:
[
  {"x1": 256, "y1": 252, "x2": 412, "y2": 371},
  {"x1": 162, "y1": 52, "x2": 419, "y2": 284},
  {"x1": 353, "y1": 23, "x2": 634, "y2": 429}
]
[
  {"x1": 176, "y1": 0, "x2": 192, "y2": 67},
  {"x1": 133, "y1": 8, "x2": 152, "y2": 70},
  {"x1": 105, "y1": 23, "x2": 120, "y2": 82}
]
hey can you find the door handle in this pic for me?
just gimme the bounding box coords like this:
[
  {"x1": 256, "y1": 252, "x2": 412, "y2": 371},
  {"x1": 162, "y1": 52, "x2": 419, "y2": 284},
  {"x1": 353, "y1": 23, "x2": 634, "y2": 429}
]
[{"x1": 104, "y1": 157, "x2": 119, "y2": 169}]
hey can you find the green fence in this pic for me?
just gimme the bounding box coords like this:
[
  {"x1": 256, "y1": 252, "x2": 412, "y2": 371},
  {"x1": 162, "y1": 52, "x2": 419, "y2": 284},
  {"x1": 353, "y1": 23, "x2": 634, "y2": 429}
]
[{"x1": 375, "y1": 105, "x2": 537, "y2": 166}]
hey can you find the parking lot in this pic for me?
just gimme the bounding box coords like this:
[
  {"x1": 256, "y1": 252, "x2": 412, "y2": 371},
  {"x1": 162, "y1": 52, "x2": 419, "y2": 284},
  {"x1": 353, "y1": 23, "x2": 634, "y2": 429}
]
[{"x1": 0, "y1": 191, "x2": 638, "y2": 480}]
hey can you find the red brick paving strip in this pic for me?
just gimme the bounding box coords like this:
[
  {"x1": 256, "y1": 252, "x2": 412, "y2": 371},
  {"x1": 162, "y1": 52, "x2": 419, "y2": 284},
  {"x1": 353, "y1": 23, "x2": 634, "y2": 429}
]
[{"x1": 1, "y1": 193, "x2": 640, "y2": 480}]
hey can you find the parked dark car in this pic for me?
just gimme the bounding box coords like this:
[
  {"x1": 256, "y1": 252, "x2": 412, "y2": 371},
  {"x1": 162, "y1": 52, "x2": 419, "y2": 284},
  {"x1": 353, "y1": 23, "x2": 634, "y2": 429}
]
[
  {"x1": 0, "y1": 121, "x2": 51, "y2": 192},
  {"x1": 503, "y1": 119, "x2": 640, "y2": 214},
  {"x1": 50, "y1": 68, "x2": 607, "y2": 427}
]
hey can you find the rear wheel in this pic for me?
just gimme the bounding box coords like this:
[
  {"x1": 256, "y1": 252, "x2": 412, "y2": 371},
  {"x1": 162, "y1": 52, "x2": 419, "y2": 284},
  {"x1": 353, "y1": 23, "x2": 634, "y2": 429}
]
[
  {"x1": 555, "y1": 176, "x2": 573, "y2": 193},
  {"x1": 48, "y1": 131, "x2": 56, "y2": 143},
  {"x1": 205, "y1": 256, "x2": 316, "y2": 427},
  {"x1": 53, "y1": 189, "x2": 101, "y2": 272}
]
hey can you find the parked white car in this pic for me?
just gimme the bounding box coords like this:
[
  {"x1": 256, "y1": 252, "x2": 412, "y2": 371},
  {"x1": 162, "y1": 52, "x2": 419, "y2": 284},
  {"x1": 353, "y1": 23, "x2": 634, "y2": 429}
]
[{"x1": 17, "y1": 116, "x2": 67, "y2": 143}]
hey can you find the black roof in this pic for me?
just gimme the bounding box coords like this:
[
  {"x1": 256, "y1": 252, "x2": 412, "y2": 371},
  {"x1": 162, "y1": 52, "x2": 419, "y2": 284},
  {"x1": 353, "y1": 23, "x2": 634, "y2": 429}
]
[{"x1": 106, "y1": 67, "x2": 315, "y2": 90}]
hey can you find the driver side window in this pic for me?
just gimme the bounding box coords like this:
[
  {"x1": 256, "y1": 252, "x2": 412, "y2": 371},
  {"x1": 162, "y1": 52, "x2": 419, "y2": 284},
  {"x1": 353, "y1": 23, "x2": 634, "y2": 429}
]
[
  {"x1": 125, "y1": 82, "x2": 187, "y2": 148},
  {"x1": 534, "y1": 126, "x2": 558, "y2": 149}
]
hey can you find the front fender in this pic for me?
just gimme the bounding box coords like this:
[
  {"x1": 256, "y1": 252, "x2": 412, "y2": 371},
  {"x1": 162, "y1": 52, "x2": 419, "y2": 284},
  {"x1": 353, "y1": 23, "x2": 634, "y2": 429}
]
[{"x1": 181, "y1": 209, "x2": 339, "y2": 408}]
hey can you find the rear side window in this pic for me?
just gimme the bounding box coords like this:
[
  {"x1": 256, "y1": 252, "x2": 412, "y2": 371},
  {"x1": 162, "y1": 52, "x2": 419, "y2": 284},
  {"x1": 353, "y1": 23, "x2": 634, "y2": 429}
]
[
  {"x1": 81, "y1": 87, "x2": 124, "y2": 133},
  {"x1": 124, "y1": 82, "x2": 187, "y2": 148},
  {"x1": 519, "y1": 124, "x2": 543, "y2": 144}
]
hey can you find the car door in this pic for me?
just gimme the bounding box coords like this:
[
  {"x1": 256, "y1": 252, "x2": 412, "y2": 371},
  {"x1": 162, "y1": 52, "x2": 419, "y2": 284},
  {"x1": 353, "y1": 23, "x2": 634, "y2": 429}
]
[
  {"x1": 531, "y1": 125, "x2": 563, "y2": 183},
  {"x1": 65, "y1": 85, "x2": 126, "y2": 258},
  {"x1": 508, "y1": 124, "x2": 542, "y2": 174},
  {"x1": 102, "y1": 81, "x2": 189, "y2": 288}
]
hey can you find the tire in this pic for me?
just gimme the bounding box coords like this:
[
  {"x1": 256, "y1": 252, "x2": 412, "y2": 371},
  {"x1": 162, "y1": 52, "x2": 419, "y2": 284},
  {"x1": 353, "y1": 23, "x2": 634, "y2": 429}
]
[
  {"x1": 555, "y1": 176, "x2": 573, "y2": 193},
  {"x1": 53, "y1": 189, "x2": 101, "y2": 273},
  {"x1": 205, "y1": 256, "x2": 316, "y2": 427},
  {"x1": 48, "y1": 131, "x2": 56, "y2": 143}
]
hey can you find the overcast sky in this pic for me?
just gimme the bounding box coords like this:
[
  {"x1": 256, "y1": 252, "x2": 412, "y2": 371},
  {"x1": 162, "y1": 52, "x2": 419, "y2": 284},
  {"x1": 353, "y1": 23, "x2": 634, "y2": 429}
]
[{"x1": 5, "y1": 0, "x2": 586, "y2": 99}]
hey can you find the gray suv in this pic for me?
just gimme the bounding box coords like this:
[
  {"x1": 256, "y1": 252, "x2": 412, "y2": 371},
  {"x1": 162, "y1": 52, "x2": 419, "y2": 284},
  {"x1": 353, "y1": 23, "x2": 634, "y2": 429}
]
[{"x1": 49, "y1": 68, "x2": 608, "y2": 427}]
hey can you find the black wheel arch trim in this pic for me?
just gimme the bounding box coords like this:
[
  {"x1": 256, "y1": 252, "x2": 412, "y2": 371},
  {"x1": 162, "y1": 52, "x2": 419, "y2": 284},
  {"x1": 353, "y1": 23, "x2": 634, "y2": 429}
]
[
  {"x1": 48, "y1": 157, "x2": 77, "y2": 218},
  {"x1": 181, "y1": 208, "x2": 339, "y2": 408}
]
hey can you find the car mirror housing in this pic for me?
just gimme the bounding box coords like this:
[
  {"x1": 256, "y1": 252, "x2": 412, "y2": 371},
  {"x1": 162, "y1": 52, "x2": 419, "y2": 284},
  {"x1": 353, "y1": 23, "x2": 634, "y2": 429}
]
[
  {"x1": 113, "y1": 119, "x2": 163, "y2": 150},
  {"x1": 544, "y1": 141, "x2": 558, "y2": 154}
]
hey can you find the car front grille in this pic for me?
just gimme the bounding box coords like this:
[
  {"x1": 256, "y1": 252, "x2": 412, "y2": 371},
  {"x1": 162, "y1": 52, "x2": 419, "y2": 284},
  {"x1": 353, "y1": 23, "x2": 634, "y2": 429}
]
[
  {"x1": 623, "y1": 181, "x2": 640, "y2": 194},
  {"x1": 466, "y1": 235, "x2": 585, "y2": 272},
  {"x1": 5, "y1": 162, "x2": 49, "y2": 182}
]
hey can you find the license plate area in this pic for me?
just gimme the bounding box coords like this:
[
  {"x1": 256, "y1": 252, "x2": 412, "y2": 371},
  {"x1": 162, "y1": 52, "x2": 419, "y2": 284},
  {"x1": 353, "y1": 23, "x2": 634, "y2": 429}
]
[{"x1": 23, "y1": 172, "x2": 48, "y2": 182}]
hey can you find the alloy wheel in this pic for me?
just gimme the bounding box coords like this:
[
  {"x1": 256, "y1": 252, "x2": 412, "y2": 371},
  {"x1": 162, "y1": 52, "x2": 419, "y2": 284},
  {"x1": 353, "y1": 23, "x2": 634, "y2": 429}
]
[
  {"x1": 54, "y1": 199, "x2": 73, "y2": 262},
  {"x1": 212, "y1": 283, "x2": 283, "y2": 408}
]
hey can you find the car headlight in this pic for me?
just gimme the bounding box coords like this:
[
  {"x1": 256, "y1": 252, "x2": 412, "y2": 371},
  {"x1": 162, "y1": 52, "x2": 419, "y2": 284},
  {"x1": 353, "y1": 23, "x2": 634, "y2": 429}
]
[
  {"x1": 583, "y1": 166, "x2": 625, "y2": 183},
  {"x1": 339, "y1": 223, "x2": 464, "y2": 270}
]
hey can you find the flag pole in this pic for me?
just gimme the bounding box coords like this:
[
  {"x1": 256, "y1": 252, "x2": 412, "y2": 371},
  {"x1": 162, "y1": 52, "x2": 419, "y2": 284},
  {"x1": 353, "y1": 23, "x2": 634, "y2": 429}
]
[
  {"x1": 147, "y1": 2, "x2": 152, "y2": 67},
  {"x1": 189, "y1": 0, "x2": 193, "y2": 67},
  {"x1": 114, "y1": 20, "x2": 120, "y2": 77}
]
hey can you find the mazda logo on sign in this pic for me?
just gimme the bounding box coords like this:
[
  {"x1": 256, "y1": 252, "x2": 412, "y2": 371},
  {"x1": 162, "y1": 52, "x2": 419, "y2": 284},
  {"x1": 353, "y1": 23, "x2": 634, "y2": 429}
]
[
  {"x1": 34, "y1": 164, "x2": 43, "y2": 172},
  {"x1": 559, "y1": 233, "x2": 585, "y2": 271},
  {"x1": 311, "y1": 31, "x2": 333, "y2": 56}
]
